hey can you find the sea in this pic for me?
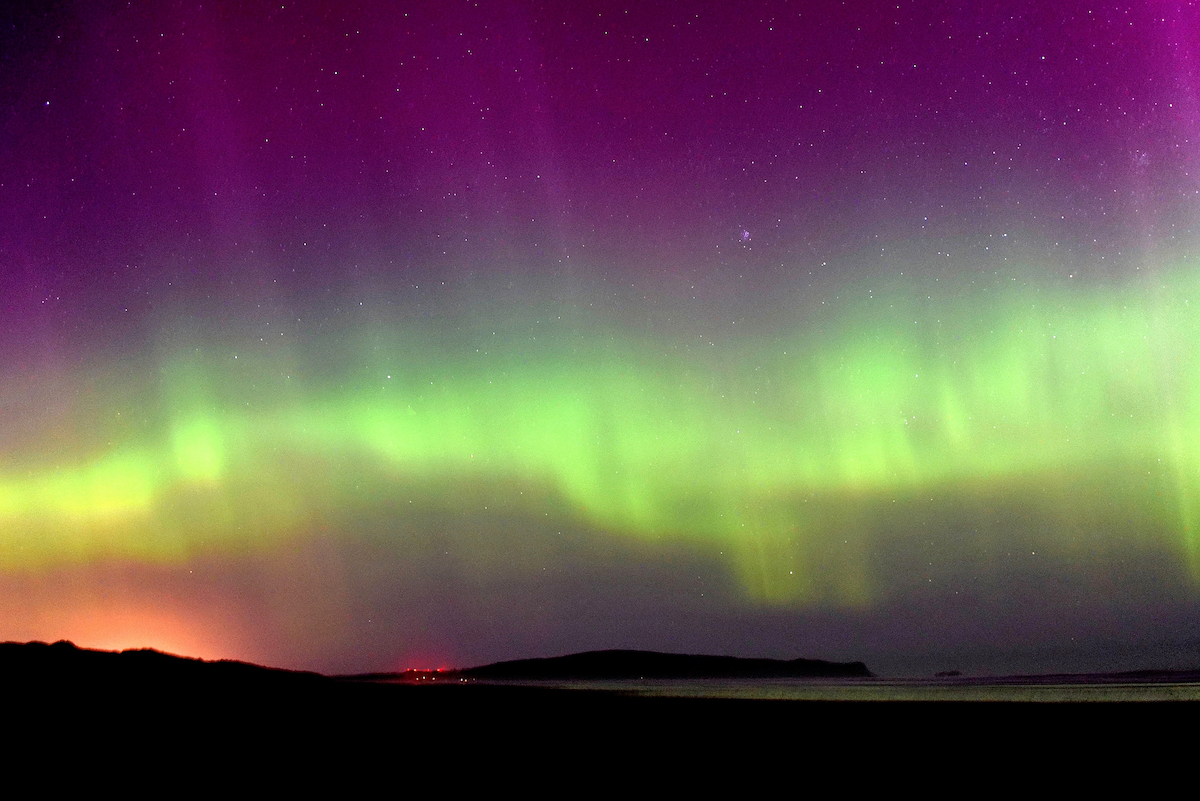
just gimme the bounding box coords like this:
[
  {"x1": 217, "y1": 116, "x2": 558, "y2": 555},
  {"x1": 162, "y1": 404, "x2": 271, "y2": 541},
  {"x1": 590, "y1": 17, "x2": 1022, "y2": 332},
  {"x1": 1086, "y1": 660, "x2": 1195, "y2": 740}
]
[{"x1": 498, "y1": 676, "x2": 1200, "y2": 702}]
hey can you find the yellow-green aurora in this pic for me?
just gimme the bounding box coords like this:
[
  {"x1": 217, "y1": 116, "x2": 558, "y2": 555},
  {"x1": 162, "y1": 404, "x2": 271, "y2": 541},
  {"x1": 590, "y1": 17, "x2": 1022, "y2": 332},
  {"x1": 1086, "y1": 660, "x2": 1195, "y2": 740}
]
[{"x1": 4, "y1": 258, "x2": 1200, "y2": 608}]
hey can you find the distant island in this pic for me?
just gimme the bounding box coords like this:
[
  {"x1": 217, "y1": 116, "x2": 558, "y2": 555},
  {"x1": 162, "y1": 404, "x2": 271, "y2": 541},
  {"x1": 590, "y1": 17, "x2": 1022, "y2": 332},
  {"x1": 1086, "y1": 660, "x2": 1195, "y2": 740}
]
[
  {"x1": 344, "y1": 649, "x2": 872, "y2": 683},
  {"x1": 454, "y1": 649, "x2": 873, "y2": 681}
]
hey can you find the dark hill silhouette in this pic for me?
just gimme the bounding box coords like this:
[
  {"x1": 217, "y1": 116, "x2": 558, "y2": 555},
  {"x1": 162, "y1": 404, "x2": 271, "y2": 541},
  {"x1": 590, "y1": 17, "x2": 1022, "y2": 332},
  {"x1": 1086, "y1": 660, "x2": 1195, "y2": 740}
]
[
  {"x1": 2, "y1": 640, "x2": 871, "y2": 686},
  {"x1": 458, "y1": 649, "x2": 873, "y2": 680},
  {"x1": 0, "y1": 638, "x2": 328, "y2": 689}
]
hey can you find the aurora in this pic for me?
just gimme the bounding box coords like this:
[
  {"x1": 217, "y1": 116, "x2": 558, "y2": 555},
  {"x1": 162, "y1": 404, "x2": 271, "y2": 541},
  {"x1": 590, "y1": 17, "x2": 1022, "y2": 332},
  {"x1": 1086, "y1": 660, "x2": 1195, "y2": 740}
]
[{"x1": 5, "y1": 254, "x2": 1199, "y2": 610}]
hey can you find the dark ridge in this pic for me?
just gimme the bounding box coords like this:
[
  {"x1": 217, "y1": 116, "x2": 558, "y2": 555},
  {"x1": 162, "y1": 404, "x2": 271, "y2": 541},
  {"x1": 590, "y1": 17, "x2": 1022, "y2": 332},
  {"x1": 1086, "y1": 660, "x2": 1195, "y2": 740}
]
[
  {"x1": 457, "y1": 649, "x2": 873, "y2": 680},
  {"x1": 0, "y1": 639, "x2": 329, "y2": 690}
]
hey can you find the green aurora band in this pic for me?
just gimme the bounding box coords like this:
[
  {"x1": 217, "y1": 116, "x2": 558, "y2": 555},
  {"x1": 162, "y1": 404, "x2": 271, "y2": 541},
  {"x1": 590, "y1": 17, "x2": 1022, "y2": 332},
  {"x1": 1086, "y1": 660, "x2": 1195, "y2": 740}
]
[{"x1": 4, "y1": 258, "x2": 1200, "y2": 606}]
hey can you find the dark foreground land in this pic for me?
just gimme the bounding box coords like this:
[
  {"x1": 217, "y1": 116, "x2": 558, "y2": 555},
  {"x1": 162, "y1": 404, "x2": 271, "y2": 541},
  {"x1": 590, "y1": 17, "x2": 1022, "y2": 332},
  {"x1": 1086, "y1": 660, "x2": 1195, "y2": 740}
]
[{"x1": 4, "y1": 640, "x2": 1193, "y2": 778}]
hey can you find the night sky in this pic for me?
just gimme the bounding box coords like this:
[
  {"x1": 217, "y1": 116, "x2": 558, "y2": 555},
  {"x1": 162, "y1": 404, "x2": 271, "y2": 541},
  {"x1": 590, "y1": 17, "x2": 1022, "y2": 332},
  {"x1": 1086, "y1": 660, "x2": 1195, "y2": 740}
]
[{"x1": 4, "y1": 0, "x2": 1200, "y2": 677}]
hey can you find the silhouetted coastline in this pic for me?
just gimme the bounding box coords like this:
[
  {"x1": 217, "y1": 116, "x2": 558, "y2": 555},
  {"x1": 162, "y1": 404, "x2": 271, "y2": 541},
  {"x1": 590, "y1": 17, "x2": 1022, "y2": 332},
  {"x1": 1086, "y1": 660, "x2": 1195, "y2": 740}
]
[
  {"x1": 5, "y1": 639, "x2": 1195, "y2": 773},
  {"x1": 457, "y1": 648, "x2": 873, "y2": 680}
]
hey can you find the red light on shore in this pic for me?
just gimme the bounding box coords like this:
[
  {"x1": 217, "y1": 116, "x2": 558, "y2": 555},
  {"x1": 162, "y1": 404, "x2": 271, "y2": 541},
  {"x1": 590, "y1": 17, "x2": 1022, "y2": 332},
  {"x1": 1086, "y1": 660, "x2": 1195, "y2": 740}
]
[{"x1": 397, "y1": 651, "x2": 454, "y2": 673}]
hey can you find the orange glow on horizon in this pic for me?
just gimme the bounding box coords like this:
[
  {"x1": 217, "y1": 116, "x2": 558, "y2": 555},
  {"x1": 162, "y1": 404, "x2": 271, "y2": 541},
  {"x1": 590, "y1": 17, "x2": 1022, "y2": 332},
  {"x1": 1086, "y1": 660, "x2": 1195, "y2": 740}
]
[
  {"x1": 0, "y1": 577, "x2": 260, "y2": 666},
  {"x1": 53, "y1": 605, "x2": 235, "y2": 661}
]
